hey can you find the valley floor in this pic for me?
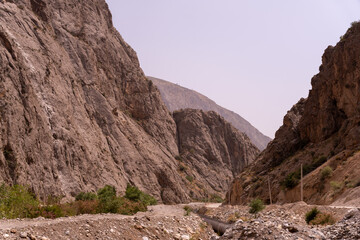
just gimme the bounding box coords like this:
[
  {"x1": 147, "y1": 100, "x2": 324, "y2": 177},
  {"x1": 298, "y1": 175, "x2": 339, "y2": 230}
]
[{"x1": 0, "y1": 202, "x2": 359, "y2": 240}]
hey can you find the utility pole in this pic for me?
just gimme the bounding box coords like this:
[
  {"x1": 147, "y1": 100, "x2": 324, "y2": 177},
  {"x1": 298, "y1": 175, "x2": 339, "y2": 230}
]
[
  {"x1": 228, "y1": 183, "x2": 231, "y2": 205},
  {"x1": 268, "y1": 176, "x2": 272, "y2": 205},
  {"x1": 301, "y1": 164, "x2": 303, "y2": 202}
]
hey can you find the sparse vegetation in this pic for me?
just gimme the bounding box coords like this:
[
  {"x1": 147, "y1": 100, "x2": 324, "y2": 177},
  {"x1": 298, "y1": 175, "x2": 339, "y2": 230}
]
[
  {"x1": 320, "y1": 166, "x2": 333, "y2": 180},
  {"x1": 0, "y1": 184, "x2": 40, "y2": 219},
  {"x1": 310, "y1": 213, "x2": 336, "y2": 225},
  {"x1": 305, "y1": 207, "x2": 320, "y2": 224},
  {"x1": 227, "y1": 212, "x2": 241, "y2": 223},
  {"x1": 283, "y1": 156, "x2": 328, "y2": 189},
  {"x1": 209, "y1": 194, "x2": 223, "y2": 203},
  {"x1": 249, "y1": 198, "x2": 265, "y2": 216},
  {"x1": 283, "y1": 172, "x2": 299, "y2": 189},
  {"x1": 184, "y1": 205, "x2": 192, "y2": 216},
  {"x1": 186, "y1": 175, "x2": 194, "y2": 182},
  {"x1": 0, "y1": 183, "x2": 157, "y2": 219},
  {"x1": 306, "y1": 208, "x2": 335, "y2": 225},
  {"x1": 75, "y1": 192, "x2": 97, "y2": 201},
  {"x1": 179, "y1": 163, "x2": 186, "y2": 172},
  {"x1": 330, "y1": 181, "x2": 343, "y2": 192},
  {"x1": 125, "y1": 184, "x2": 157, "y2": 206}
]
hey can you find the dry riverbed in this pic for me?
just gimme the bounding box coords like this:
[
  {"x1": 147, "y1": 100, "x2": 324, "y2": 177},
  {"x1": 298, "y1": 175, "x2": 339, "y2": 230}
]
[{"x1": 0, "y1": 202, "x2": 359, "y2": 240}]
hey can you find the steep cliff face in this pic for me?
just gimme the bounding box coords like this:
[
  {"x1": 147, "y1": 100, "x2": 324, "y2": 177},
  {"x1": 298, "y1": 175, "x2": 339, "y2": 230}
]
[
  {"x1": 174, "y1": 109, "x2": 259, "y2": 200},
  {"x1": 0, "y1": 0, "x2": 259, "y2": 203},
  {"x1": 0, "y1": 0, "x2": 185, "y2": 203},
  {"x1": 228, "y1": 22, "x2": 360, "y2": 205},
  {"x1": 149, "y1": 77, "x2": 271, "y2": 150}
]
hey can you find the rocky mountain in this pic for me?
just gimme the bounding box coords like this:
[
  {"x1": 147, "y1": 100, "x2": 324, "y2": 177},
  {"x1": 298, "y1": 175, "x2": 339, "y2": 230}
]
[
  {"x1": 173, "y1": 109, "x2": 259, "y2": 200},
  {"x1": 149, "y1": 77, "x2": 271, "y2": 150},
  {"x1": 227, "y1": 22, "x2": 360, "y2": 206},
  {"x1": 0, "y1": 0, "x2": 258, "y2": 203}
]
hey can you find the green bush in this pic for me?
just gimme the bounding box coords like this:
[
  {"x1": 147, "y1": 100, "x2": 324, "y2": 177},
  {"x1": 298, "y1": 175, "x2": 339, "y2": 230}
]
[
  {"x1": 305, "y1": 207, "x2": 320, "y2": 224},
  {"x1": 0, "y1": 184, "x2": 155, "y2": 219},
  {"x1": 97, "y1": 185, "x2": 119, "y2": 213},
  {"x1": 124, "y1": 184, "x2": 141, "y2": 201},
  {"x1": 0, "y1": 184, "x2": 40, "y2": 219},
  {"x1": 249, "y1": 198, "x2": 265, "y2": 215},
  {"x1": 97, "y1": 185, "x2": 116, "y2": 200},
  {"x1": 125, "y1": 184, "x2": 157, "y2": 206},
  {"x1": 283, "y1": 172, "x2": 300, "y2": 189},
  {"x1": 320, "y1": 166, "x2": 333, "y2": 180},
  {"x1": 75, "y1": 192, "x2": 97, "y2": 201}
]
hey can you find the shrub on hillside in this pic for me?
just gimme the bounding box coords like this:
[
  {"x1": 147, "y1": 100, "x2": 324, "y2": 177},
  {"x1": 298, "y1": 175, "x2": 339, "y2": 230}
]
[
  {"x1": 305, "y1": 207, "x2": 320, "y2": 224},
  {"x1": 249, "y1": 198, "x2": 265, "y2": 216},
  {"x1": 283, "y1": 156, "x2": 328, "y2": 189},
  {"x1": 320, "y1": 166, "x2": 333, "y2": 180},
  {"x1": 330, "y1": 181, "x2": 343, "y2": 192},
  {"x1": 283, "y1": 172, "x2": 300, "y2": 189}
]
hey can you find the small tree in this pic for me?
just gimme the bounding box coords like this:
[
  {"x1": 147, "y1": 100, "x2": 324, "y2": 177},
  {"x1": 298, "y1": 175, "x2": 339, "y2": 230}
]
[{"x1": 249, "y1": 198, "x2": 265, "y2": 217}]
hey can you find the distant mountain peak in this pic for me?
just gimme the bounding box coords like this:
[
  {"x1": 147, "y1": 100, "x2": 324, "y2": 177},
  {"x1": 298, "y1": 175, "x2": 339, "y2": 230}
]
[{"x1": 149, "y1": 76, "x2": 271, "y2": 150}]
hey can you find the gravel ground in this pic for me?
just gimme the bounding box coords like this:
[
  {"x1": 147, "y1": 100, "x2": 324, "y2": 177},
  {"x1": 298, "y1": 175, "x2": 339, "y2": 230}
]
[
  {"x1": 0, "y1": 202, "x2": 359, "y2": 240},
  {"x1": 0, "y1": 205, "x2": 215, "y2": 240}
]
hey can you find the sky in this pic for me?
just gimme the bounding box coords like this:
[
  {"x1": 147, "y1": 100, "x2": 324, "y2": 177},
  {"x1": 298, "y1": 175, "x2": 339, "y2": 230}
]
[{"x1": 105, "y1": 0, "x2": 360, "y2": 138}]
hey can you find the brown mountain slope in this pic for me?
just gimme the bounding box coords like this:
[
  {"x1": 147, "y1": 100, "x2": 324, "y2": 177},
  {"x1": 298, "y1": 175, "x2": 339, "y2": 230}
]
[
  {"x1": 227, "y1": 22, "x2": 360, "y2": 206},
  {"x1": 0, "y1": 0, "x2": 258, "y2": 203},
  {"x1": 174, "y1": 109, "x2": 259, "y2": 200},
  {"x1": 149, "y1": 77, "x2": 271, "y2": 150}
]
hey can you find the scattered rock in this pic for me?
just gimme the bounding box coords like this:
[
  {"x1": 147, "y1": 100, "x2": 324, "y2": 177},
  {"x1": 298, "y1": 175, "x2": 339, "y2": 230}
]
[{"x1": 19, "y1": 232, "x2": 28, "y2": 238}]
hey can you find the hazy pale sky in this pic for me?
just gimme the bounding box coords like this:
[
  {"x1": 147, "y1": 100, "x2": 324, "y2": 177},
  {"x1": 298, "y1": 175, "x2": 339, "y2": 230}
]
[{"x1": 106, "y1": 0, "x2": 360, "y2": 138}]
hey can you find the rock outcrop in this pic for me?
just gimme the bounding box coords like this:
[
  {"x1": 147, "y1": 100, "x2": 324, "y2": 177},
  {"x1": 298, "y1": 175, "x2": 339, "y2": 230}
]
[
  {"x1": 227, "y1": 22, "x2": 360, "y2": 205},
  {"x1": 150, "y1": 77, "x2": 272, "y2": 150},
  {"x1": 174, "y1": 109, "x2": 259, "y2": 200},
  {"x1": 0, "y1": 0, "x2": 185, "y2": 203},
  {"x1": 0, "y1": 0, "x2": 258, "y2": 203}
]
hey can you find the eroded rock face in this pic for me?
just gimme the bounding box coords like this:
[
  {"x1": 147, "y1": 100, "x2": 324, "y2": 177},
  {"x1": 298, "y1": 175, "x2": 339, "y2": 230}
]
[
  {"x1": 0, "y1": 0, "x2": 259, "y2": 203},
  {"x1": 150, "y1": 76, "x2": 272, "y2": 150},
  {"x1": 174, "y1": 109, "x2": 259, "y2": 200},
  {"x1": 0, "y1": 0, "x2": 184, "y2": 203},
  {"x1": 228, "y1": 22, "x2": 360, "y2": 205}
]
